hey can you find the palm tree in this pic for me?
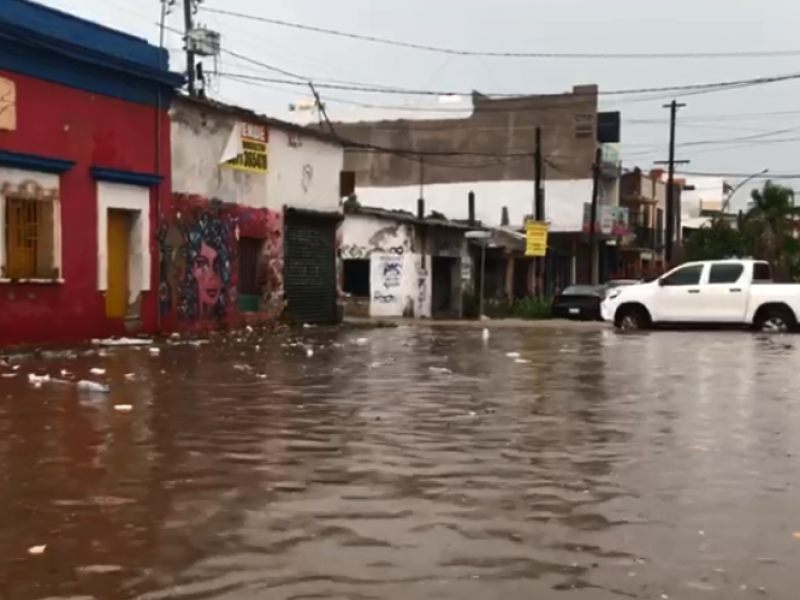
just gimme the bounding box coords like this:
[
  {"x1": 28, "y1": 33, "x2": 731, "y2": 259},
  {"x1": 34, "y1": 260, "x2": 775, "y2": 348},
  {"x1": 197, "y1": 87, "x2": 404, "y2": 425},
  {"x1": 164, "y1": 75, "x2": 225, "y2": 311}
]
[{"x1": 743, "y1": 181, "x2": 800, "y2": 279}]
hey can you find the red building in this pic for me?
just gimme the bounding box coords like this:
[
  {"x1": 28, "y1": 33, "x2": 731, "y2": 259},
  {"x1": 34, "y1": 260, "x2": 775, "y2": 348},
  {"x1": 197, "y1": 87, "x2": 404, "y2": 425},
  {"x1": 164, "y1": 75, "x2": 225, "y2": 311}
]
[{"x1": 0, "y1": 0, "x2": 182, "y2": 346}]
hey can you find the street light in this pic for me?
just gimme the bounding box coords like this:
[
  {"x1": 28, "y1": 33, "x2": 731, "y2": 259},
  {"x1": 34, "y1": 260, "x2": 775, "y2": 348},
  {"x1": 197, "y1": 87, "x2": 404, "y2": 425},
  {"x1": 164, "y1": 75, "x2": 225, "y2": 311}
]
[
  {"x1": 466, "y1": 230, "x2": 492, "y2": 319},
  {"x1": 722, "y1": 168, "x2": 769, "y2": 213}
]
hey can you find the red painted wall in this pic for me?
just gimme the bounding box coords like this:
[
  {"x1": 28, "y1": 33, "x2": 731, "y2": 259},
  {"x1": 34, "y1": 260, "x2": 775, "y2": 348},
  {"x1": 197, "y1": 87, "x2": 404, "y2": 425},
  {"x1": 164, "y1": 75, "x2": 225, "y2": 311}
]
[
  {"x1": 158, "y1": 194, "x2": 283, "y2": 334},
  {"x1": 0, "y1": 69, "x2": 170, "y2": 347}
]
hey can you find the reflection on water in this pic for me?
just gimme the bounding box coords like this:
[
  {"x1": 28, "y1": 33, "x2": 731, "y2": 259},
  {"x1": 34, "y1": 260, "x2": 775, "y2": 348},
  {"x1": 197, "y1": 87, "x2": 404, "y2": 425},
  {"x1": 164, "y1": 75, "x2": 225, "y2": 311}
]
[{"x1": 1, "y1": 326, "x2": 799, "y2": 599}]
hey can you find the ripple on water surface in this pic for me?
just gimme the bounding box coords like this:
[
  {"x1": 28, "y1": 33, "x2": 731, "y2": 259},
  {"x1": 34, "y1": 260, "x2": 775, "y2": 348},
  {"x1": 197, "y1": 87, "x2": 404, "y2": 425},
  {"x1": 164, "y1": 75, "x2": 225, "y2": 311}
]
[{"x1": 0, "y1": 326, "x2": 799, "y2": 599}]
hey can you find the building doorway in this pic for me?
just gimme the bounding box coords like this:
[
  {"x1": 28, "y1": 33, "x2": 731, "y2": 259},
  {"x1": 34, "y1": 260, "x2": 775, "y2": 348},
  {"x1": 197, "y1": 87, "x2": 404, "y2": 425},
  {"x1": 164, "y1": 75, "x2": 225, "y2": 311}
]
[
  {"x1": 342, "y1": 258, "x2": 370, "y2": 316},
  {"x1": 431, "y1": 256, "x2": 457, "y2": 317},
  {"x1": 238, "y1": 237, "x2": 263, "y2": 312},
  {"x1": 106, "y1": 209, "x2": 131, "y2": 318},
  {"x1": 513, "y1": 257, "x2": 532, "y2": 298}
]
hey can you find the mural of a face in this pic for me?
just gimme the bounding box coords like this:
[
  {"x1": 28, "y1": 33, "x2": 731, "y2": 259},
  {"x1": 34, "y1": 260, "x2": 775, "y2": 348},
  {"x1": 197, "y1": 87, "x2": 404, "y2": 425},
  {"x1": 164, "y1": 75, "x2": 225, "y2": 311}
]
[
  {"x1": 180, "y1": 211, "x2": 231, "y2": 321},
  {"x1": 193, "y1": 241, "x2": 223, "y2": 312}
]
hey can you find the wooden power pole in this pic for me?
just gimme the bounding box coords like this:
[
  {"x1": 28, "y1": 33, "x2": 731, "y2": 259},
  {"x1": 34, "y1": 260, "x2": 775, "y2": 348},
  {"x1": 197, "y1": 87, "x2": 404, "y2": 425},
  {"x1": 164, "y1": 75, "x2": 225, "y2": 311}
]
[{"x1": 655, "y1": 100, "x2": 689, "y2": 265}]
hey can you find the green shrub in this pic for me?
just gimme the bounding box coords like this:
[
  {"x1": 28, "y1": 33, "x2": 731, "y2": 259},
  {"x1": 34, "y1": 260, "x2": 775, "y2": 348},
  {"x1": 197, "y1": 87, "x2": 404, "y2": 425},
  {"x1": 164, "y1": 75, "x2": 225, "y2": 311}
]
[{"x1": 510, "y1": 296, "x2": 552, "y2": 320}]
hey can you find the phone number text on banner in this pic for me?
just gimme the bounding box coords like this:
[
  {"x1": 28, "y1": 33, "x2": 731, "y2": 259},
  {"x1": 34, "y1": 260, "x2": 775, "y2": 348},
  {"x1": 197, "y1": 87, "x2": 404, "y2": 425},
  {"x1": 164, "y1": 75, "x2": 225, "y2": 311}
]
[{"x1": 225, "y1": 139, "x2": 268, "y2": 173}]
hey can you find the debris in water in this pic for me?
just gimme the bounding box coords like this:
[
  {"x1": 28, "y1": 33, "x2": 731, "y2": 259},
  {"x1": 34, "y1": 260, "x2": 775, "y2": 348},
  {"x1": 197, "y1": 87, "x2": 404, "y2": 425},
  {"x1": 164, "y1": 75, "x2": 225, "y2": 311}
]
[
  {"x1": 515, "y1": 359, "x2": 530, "y2": 364},
  {"x1": 89, "y1": 368, "x2": 105, "y2": 375},
  {"x1": 77, "y1": 380, "x2": 110, "y2": 393},
  {"x1": 114, "y1": 404, "x2": 133, "y2": 413},
  {"x1": 506, "y1": 352, "x2": 521, "y2": 358},
  {"x1": 76, "y1": 564, "x2": 123, "y2": 574},
  {"x1": 482, "y1": 328, "x2": 490, "y2": 341},
  {"x1": 429, "y1": 367, "x2": 453, "y2": 375},
  {"x1": 28, "y1": 545, "x2": 46, "y2": 555},
  {"x1": 149, "y1": 347, "x2": 161, "y2": 355},
  {"x1": 306, "y1": 348, "x2": 314, "y2": 357},
  {"x1": 92, "y1": 337, "x2": 152, "y2": 346}
]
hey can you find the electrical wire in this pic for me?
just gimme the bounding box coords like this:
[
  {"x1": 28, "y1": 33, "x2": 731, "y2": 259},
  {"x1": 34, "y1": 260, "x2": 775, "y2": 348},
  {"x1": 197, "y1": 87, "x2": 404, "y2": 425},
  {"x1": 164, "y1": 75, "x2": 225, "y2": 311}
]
[
  {"x1": 676, "y1": 171, "x2": 800, "y2": 179},
  {"x1": 200, "y1": 7, "x2": 800, "y2": 61},
  {"x1": 129, "y1": 8, "x2": 800, "y2": 173},
  {"x1": 218, "y1": 70, "x2": 800, "y2": 100}
]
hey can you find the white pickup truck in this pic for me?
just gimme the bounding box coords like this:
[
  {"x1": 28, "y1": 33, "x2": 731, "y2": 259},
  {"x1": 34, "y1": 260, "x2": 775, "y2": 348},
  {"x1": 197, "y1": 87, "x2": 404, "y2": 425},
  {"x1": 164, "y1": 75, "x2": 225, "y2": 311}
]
[{"x1": 601, "y1": 259, "x2": 800, "y2": 332}]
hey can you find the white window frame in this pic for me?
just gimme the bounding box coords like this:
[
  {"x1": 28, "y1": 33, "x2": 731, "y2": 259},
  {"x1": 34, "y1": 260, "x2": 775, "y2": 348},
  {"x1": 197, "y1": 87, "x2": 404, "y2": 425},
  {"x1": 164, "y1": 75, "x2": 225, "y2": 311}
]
[{"x1": 0, "y1": 167, "x2": 63, "y2": 284}]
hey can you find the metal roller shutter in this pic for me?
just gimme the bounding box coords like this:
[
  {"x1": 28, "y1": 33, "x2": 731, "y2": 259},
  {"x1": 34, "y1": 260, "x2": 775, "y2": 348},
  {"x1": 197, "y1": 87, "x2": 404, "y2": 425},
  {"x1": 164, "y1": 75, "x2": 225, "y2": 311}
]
[{"x1": 283, "y1": 209, "x2": 339, "y2": 324}]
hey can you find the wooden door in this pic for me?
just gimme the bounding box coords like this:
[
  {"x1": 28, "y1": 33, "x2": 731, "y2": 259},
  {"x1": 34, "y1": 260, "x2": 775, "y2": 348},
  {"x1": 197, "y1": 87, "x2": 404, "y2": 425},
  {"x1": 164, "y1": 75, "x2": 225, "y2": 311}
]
[{"x1": 106, "y1": 209, "x2": 129, "y2": 318}]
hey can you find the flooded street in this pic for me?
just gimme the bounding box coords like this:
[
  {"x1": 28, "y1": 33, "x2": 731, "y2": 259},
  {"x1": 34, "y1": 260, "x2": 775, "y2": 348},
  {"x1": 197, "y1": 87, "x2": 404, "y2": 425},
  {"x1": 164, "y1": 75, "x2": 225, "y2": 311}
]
[{"x1": 1, "y1": 325, "x2": 799, "y2": 600}]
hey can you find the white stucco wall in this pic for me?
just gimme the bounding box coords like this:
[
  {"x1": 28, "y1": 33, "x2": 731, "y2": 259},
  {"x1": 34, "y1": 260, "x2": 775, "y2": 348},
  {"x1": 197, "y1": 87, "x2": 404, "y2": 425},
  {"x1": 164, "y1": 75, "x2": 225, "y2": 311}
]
[
  {"x1": 171, "y1": 103, "x2": 267, "y2": 207},
  {"x1": 267, "y1": 129, "x2": 344, "y2": 212},
  {"x1": 676, "y1": 175, "x2": 726, "y2": 218},
  {"x1": 354, "y1": 179, "x2": 594, "y2": 231},
  {"x1": 339, "y1": 214, "x2": 420, "y2": 317},
  {"x1": 170, "y1": 100, "x2": 344, "y2": 213}
]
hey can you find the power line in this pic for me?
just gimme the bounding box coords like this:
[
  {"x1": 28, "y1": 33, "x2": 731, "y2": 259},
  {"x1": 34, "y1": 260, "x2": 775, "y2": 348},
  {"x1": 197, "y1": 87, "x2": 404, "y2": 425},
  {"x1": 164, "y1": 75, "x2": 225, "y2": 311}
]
[
  {"x1": 677, "y1": 171, "x2": 800, "y2": 179},
  {"x1": 200, "y1": 7, "x2": 800, "y2": 60},
  {"x1": 218, "y1": 70, "x2": 800, "y2": 100}
]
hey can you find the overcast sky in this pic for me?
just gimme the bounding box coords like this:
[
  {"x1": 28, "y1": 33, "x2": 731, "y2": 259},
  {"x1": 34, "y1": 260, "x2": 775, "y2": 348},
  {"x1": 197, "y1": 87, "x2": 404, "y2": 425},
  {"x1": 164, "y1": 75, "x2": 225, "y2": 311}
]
[{"x1": 35, "y1": 0, "x2": 800, "y2": 197}]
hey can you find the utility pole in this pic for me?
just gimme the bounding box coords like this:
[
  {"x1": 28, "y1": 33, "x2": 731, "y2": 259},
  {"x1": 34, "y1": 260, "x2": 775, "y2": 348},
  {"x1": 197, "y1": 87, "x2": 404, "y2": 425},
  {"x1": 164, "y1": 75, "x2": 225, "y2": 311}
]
[
  {"x1": 183, "y1": 0, "x2": 196, "y2": 95},
  {"x1": 655, "y1": 100, "x2": 689, "y2": 266},
  {"x1": 588, "y1": 147, "x2": 601, "y2": 284},
  {"x1": 534, "y1": 127, "x2": 544, "y2": 221},
  {"x1": 533, "y1": 126, "x2": 544, "y2": 296}
]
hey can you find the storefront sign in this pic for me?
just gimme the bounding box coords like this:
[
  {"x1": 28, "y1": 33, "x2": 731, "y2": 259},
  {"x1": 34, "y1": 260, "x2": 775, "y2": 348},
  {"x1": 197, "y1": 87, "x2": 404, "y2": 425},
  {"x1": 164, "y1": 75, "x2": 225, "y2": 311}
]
[
  {"x1": 525, "y1": 221, "x2": 549, "y2": 257},
  {"x1": 223, "y1": 123, "x2": 268, "y2": 173},
  {"x1": 582, "y1": 204, "x2": 629, "y2": 235}
]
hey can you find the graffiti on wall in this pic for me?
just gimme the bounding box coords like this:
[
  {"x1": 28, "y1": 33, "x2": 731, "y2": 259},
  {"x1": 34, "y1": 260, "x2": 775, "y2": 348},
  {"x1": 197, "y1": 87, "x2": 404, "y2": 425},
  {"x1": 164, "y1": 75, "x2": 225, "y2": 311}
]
[
  {"x1": 340, "y1": 244, "x2": 370, "y2": 259},
  {"x1": 372, "y1": 253, "x2": 403, "y2": 306},
  {"x1": 461, "y1": 252, "x2": 474, "y2": 294},
  {"x1": 159, "y1": 194, "x2": 283, "y2": 328},
  {"x1": 373, "y1": 254, "x2": 403, "y2": 304},
  {"x1": 335, "y1": 225, "x2": 344, "y2": 305},
  {"x1": 417, "y1": 255, "x2": 428, "y2": 317}
]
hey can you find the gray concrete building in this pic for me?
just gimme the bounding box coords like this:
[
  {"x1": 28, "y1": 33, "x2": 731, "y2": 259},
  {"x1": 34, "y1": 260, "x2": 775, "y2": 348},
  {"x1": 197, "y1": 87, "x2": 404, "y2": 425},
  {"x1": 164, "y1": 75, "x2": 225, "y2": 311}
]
[
  {"x1": 334, "y1": 85, "x2": 602, "y2": 189},
  {"x1": 328, "y1": 84, "x2": 624, "y2": 288}
]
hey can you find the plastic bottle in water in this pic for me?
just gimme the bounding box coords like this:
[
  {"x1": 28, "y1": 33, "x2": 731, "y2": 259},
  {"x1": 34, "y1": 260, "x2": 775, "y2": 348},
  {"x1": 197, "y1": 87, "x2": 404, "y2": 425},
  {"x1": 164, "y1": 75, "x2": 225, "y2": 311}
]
[{"x1": 77, "y1": 380, "x2": 110, "y2": 393}]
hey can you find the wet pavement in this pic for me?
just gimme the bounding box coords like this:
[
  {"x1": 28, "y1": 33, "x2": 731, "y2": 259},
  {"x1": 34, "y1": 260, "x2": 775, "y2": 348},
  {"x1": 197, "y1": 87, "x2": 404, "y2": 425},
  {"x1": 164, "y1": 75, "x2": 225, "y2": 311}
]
[{"x1": 1, "y1": 325, "x2": 799, "y2": 600}]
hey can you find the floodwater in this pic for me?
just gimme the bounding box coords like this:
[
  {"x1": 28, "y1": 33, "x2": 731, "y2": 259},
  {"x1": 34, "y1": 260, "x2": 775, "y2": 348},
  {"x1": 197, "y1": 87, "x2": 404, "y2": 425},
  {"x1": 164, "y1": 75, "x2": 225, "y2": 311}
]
[{"x1": 1, "y1": 325, "x2": 799, "y2": 600}]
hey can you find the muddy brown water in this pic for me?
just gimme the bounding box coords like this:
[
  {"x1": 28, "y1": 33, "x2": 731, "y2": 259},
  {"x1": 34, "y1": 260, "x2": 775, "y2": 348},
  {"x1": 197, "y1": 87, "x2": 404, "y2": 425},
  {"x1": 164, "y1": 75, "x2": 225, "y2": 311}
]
[{"x1": 0, "y1": 326, "x2": 799, "y2": 599}]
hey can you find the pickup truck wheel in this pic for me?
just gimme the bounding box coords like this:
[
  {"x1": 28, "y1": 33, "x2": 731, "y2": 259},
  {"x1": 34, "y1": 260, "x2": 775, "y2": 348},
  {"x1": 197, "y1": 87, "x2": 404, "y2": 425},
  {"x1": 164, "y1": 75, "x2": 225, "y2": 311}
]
[
  {"x1": 615, "y1": 305, "x2": 650, "y2": 330},
  {"x1": 754, "y1": 306, "x2": 795, "y2": 333}
]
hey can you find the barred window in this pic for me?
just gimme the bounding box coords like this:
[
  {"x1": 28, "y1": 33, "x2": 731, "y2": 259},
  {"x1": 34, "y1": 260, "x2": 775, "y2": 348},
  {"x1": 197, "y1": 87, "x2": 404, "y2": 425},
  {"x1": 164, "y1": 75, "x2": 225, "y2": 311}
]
[{"x1": 1, "y1": 179, "x2": 60, "y2": 280}]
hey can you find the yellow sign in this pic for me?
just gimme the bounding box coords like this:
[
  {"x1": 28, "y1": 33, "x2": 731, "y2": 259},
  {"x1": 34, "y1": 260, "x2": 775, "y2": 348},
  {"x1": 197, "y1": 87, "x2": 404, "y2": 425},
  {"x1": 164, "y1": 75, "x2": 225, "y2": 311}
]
[
  {"x1": 224, "y1": 123, "x2": 268, "y2": 173},
  {"x1": 525, "y1": 221, "x2": 548, "y2": 256}
]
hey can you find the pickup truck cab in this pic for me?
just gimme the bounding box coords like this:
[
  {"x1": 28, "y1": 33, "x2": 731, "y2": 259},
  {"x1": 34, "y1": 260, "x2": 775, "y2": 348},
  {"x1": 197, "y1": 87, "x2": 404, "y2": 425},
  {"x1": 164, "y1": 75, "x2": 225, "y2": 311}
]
[{"x1": 600, "y1": 259, "x2": 800, "y2": 332}]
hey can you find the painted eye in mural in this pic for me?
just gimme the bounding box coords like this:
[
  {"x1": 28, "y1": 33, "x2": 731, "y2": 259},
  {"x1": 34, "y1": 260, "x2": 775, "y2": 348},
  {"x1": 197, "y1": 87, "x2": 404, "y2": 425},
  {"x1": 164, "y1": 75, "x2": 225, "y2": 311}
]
[{"x1": 195, "y1": 256, "x2": 210, "y2": 272}]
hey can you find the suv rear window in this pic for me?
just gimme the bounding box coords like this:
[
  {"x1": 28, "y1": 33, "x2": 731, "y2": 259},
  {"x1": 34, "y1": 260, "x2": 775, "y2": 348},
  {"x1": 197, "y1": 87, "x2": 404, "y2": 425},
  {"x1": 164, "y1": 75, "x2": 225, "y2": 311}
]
[{"x1": 752, "y1": 262, "x2": 772, "y2": 282}]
